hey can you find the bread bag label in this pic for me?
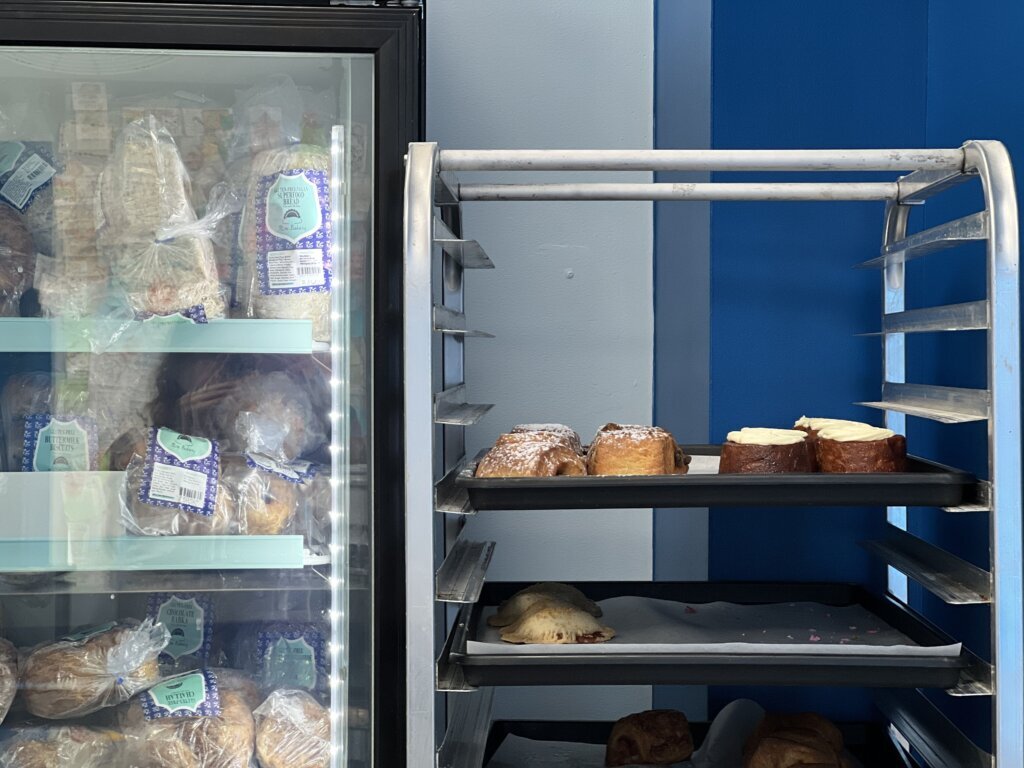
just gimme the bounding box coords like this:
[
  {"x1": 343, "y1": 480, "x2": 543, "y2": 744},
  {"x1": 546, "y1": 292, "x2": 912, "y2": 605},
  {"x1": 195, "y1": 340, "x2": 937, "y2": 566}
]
[
  {"x1": 141, "y1": 669, "x2": 221, "y2": 719},
  {"x1": 245, "y1": 452, "x2": 315, "y2": 483},
  {"x1": 23, "y1": 413, "x2": 99, "y2": 472},
  {"x1": 71, "y1": 81, "x2": 108, "y2": 112},
  {"x1": 0, "y1": 142, "x2": 23, "y2": 176},
  {"x1": 257, "y1": 624, "x2": 328, "y2": 692},
  {"x1": 0, "y1": 143, "x2": 56, "y2": 211},
  {"x1": 139, "y1": 427, "x2": 220, "y2": 516},
  {"x1": 255, "y1": 169, "x2": 331, "y2": 295},
  {"x1": 61, "y1": 620, "x2": 117, "y2": 643},
  {"x1": 148, "y1": 593, "x2": 214, "y2": 661},
  {"x1": 136, "y1": 305, "x2": 209, "y2": 325}
]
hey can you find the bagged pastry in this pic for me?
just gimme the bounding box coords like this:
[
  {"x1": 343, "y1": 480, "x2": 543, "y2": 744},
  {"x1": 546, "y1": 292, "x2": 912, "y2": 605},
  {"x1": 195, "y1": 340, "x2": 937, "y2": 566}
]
[
  {"x1": 20, "y1": 619, "x2": 168, "y2": 719},
  {"x1": 499, "y1": 599, "x2": 615, "y2": 645},
  {"x1": 240, "y1": 143, "x2": 332, "y2": 341},
  {"x1": 254, "y1": 689, "x2": 330, "y2": 768},
  {"x1": 0, "y1": 372, "x2": 52, "y2": 471},
  {"x1": 0, "y1": 205, "x2": 35, "y2": 317},
  {"x1": 0, "y1": 638, "x2": 16, "y2": 726},
  {"x1": 0, "y1": 139, "x2": 57, "y2": 256},
  {"x1": 118, "y1": 668, "x2": 255, "y2": 768},
  {"x1": 488, "y1": 583, "x2": 602, "y2": 628},
  {"x1": 220, "y1": 453, "x2": 304, "y2": 535},
  {"x1": 0, "y1": 725, "x2": 122, "y2": 768}
]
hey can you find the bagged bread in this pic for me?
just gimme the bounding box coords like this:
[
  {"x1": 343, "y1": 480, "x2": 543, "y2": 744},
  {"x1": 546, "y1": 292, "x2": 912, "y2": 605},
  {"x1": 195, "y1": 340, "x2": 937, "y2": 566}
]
[
  {"x1": 0, "y1": 725, "x2": 122, "y2": 768},
  {"x1": 0, "y1": 638, "x2": 16, "y2": 726},
  {"x1": 220, "y1": 454, "x2": 303, "y2": 535},
  {"x1": 20, "y1": 619, "x2": 168, "y2": 719},
  {"x1": 0, "y1": 139, "x2": 56, "y2": 256},
  {"x1": 240, "y1": 143, "x2": 332, "y2": 340},
  {"x1": 0, "y1": 372, "x2": 52, "y2": 471},
  {"x1": 0, "y1": 205, "x2": 35, "y2": 317},
  {"x1": 254, "y1": 689, "x2": 330, "y2": 768},
  {"x1": 118, "y1": 668, "x2": 255, "y2": 768}
]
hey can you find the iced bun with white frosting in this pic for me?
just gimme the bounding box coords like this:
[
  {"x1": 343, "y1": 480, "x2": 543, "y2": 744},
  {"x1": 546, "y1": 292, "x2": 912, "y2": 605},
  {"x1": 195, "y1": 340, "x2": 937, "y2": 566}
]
[{"x1": 719, "y1": 427, "x2": 815, "y2": 474}]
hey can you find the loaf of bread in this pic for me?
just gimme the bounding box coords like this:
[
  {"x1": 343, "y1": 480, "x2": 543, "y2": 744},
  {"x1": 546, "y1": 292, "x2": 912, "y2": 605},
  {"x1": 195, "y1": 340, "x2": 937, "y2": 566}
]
[
  {"x1": 20, "y1": 619, "x2": 168, "y2": 719},
  {"x1": 743, "y1": 712, "x2": 847, "y2": 768},
  {"x1": 0, "y1": 726, "x2": 122, "y2": 768},
  {"x1": 500, "y1": 598, "x2": 615, "y2": 644},
  {"x1": 475, "y1": 432, "x2": 586, "y2": 478},
  {"x1": 0, "y1": 638, "x2": 16, "y2": 726},
  {"x1": 586, "y1": 423, "x2": 690, "y2": 476},
  {"x1": 488, "y1": 582, "x2": 602, "y2": 628},
  {"x1": 605, "y1": 709, "x2": 693, "y2": 766},
  {"x1": 719, "y1": 428, "x2": 815, "y2": 473},
  {"x1": 254, "y1": 689, "x2": 330, "y2": 768},
  {"x1": 816, "y1": 424, "x2": 907, "y2": 473}
]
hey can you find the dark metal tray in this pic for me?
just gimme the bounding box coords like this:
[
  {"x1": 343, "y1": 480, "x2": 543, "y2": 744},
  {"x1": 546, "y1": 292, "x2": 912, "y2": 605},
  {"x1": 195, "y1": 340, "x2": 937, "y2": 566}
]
[
  {"x1": 459, "y1": 445, "x2": 975, "y2": 510},
  {"x1": 483, "y1": 719, "x2": 918, "y2": 767},
  {"x1": 447, "y1": 582, "x2": 966, "y2": 689}
]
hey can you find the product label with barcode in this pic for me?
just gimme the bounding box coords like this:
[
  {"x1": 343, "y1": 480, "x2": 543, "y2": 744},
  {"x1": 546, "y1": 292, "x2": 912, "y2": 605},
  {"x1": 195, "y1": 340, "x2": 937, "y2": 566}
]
[
  {"x1": 23, "y1": 413, "x2": 99, "y2": 472},
  {"x1": 141, "y1": 669, "x2": 221, "y2": 720},
  {"x1": 0, "y1": 151, "x2": 56, "y2": 211},
  {"x1": 255, "y1": 169, "x2": 331, "y2": 296},
  {"x1": 139, "y1": 427, "x2": 219, "y2": 516}
]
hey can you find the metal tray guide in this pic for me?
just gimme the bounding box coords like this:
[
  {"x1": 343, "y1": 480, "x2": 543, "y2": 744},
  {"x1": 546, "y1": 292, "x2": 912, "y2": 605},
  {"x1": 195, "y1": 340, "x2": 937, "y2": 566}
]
[{"x1": 402, "y1": 142, "x2": 1019, "y2": 767}]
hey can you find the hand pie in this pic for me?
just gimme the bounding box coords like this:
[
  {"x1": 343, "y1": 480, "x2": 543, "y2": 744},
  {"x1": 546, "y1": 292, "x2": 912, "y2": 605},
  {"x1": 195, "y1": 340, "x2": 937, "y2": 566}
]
[
  {"x1": 499, "y1": 599, "x2": 615, "y2": 645},
  {"x1": 488, "y1": 582, "x2": 602, "y2": 628}
]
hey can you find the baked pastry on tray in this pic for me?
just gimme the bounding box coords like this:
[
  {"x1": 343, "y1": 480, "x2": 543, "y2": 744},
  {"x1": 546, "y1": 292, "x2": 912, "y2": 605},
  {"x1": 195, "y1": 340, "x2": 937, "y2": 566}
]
[
  {"x1": 488, "y1": 582, "x2": 602, "y2": 628},
  {"x1": 605, "y1": 709, "x2": 694, "y2": 766},
  {"x1": 743, "y1": 712, "x2": 848, "y2": 768},
  {"x1": 816, "y1": 423, "x2": 907, "y2": 473},
  {"x1": 586, "y1": 423, "x2": 690, "y2": 476},
  {"x1": 499, "y1": 598, "x2": 615, "y2": 644},
  {"x1": 511, "y1": 423, "x2": 583, "y2": 454},
  {"x1": 475, "y1": 431, "x2": 586, "y2": 477},
  {"x1": 719, "y1": 428, "x2": 815, "y2": 474}
]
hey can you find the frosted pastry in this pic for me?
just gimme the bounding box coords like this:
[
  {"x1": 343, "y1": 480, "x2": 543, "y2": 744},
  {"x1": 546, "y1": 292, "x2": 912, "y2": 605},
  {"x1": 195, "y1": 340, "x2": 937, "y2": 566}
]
[
  {"x1": 499, "y1": 599, "x2": 615, "y2": 645},
  {"x1": 793, "y1": 416, "x2": 871, "y2": 437},
  {"x1": 510, "y1": 423, "x2": 583, "y2": 454},
  {"x1": 254, "y1": 689, "x2": 330, "y2": 768},
  {"x1": 475, "y1": 433, "x2": 586, "y2": 478},
  {"x1": 488, "y1": 582, "x2": 602, "y2": 628},
  {"x1": 816, "y1": 423, "x2": 907, "y2": 473},
  {"x1": 719, "y1": 427, "x2": 815, "y2": 474},
  {"x1": 586, "y1": 423, "x2": 690, "y2": 476},
  {"x1": 606, "y1": 709, "x2": 693, "y2": 766}
]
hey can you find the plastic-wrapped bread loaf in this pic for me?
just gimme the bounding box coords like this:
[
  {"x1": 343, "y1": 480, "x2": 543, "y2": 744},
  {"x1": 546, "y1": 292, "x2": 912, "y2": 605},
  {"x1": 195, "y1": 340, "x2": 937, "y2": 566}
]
[
  {"x1": 241, "y1": 144, "x2": 332, "y2": 341},
  {"x1": 0, "y1": 725, "x2": 122, "y2": 768},
  {"x1": 0, "y1": 638, "x2": 16, "y2": 726},
  {"x1": 0, "y1": 371, "x2": 53, "y2": 471},
  {"x1": 0, "y1": 205, "x2": 35, "y2": 317},
  {"x1": 254, "y1": 689, "x2": 330, "y2": 768}
]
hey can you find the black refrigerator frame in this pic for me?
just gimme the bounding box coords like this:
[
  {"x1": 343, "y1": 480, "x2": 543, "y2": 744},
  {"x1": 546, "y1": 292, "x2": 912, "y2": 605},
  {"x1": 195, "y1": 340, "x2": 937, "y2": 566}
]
[{"x1": 0, "y1": 3, "x2": 421, "y2": 765}]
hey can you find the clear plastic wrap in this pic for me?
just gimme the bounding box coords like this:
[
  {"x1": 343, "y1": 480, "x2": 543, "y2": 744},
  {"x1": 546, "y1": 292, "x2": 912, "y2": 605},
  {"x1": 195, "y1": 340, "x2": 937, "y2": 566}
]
[
  {"x1": 0, "y1": 638, "x2": 16, "y2": 726},
  {"x1": 220, "y1": 454, "x2": 302, "y2": 535},
  {"x1": 227, "y1": 75, "x2": 304, "y2": 165},
  {"x1": 118, "y1": 668, "x2": 256, "y2": 768},
  {"x1": 0, "y1": 725, "x2": 122, "y2": 768},
  {"x1": 253, "y1": 688, "x2": 330, "y2": 768},
  {"x1": 0, "y1": 372, "x2": 52, "y2": 472},
  {"x1": 0, "y1": 205, "x2": 35, "y2": 317},
  {"x1": 239, "y1": 143, "x2": 332, "y2": 341},
  {"x1": 0, "y1": 139, "x2": 57, "y2": 257},
  {"x1": 19, "y1": 618, "x2": 169, "y2": 719},
  {"x1": 232, "y1": 621, "x2": 328, "y2": 696}
]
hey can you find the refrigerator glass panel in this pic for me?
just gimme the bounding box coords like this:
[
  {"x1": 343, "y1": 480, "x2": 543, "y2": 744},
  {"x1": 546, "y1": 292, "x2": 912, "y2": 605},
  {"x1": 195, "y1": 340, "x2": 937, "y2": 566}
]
[{"x1": 0, "y1": 47, "x2": 374, "y2": 768}]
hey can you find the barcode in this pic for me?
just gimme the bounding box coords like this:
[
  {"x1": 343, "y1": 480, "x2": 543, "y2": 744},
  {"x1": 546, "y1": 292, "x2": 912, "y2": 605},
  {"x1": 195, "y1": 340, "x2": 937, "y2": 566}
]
[
  {"x1": 26, "y1": 166, "x2": 46, "y2": 180},
  {"x1": 297, "y1": 265, "x2": 322, "y2": 276},
  {"x1": 180, "y1": 486, "x2": 204, "y2": 504}
]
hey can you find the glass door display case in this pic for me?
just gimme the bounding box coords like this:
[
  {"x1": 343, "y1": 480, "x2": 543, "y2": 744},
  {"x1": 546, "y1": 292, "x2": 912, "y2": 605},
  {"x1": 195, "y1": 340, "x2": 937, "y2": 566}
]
[{"x1": 0, "y1": 4, "x2": 419, "y2": 767}]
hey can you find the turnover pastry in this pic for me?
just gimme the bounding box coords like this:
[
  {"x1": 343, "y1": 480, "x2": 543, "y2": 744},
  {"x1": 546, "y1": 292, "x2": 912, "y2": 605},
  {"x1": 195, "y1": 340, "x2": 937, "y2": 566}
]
[
  {"x1": 511, "y1": 423, "x2": 584, "y2": 454},
  {"x1": 606, "y1": 709, "x2": 694, "y2": 766},
  {"x1": 586, "y1": 424, "x2": 690, "y2": 476},
  {"x1": 816, "y1": 423, "x2": 907, "y2": 473},
  {"x1": 475, "y1": 432, "x2": 586, "y2": 477},
  {"x1": 719, "y1": 428, "x2": 815, "y2": 473},
  {"x1": 499, "y1": 598, "x2": 615, "y2": 644},
  {"x1": 488, "y1": 582, "x2": 602, "y2": 628},
  {"x1": 743, "y1": 712, "x2": 848, "y2": 768}
]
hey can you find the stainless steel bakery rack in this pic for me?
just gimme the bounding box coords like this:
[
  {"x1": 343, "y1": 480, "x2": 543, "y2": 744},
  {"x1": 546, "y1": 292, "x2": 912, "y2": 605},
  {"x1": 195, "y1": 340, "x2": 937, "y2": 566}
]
[{"x1": 403, "y1": 143, "x2": 1021, "y2": 768}]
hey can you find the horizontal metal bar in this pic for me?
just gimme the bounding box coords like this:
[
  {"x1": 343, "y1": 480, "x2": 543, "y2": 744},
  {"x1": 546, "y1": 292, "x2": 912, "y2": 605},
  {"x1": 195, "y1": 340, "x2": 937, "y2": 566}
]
[
  {"x1": 458, "y1": 182, "x2": 898, "y2": 202},
  {"x1": 439, "y1": 148, "x2": 964, "y2": 173},
  {"x1": 434, "y1": 171, "x2": 460, "y2": 206},
  {"x1": 898, "y1": 167, "x2": 974, "y2": 203},
  {"x1": 435, "y1": 460, "x2": 475, "y2": 515},
  {"x1": 861, "y1": 300, "x2": 990, "y2": 335},
  {"x1": 434, "y1": 217, "x2": 494, "y2": 269},
  {"x1": 436, "y1": 688, "x2": 494, "y2": 768},
  {"x1": 948, "y1": 651, "x2": 994, "y2": 697},
  {"x1": 944, "y1": 480, "x2": 992, "y2": 513},
  {"x1": 434, "y1": 384, "x2": 494, "y2": 426},
  {"x1": 858, "y1": 382, "x2": 991, "y2": 424},
  {"x1": 436, "y1": 538, "x2": 495, "y2": 603},
  {"x1": 875, "y1": 688, "x2": 992, "y2": 768},
  {"x1": 860, "y1": 211, "x2": 988, "y2": 268},
  {"x1": 433, "y1": 305, "x2": 494, "y2": 338},
  {"x1": 437, "y1": 605, "x2": 475, "y2": 692},
  {"x1": 862, "y1": 525, "x2": 991, "y2": 604}
]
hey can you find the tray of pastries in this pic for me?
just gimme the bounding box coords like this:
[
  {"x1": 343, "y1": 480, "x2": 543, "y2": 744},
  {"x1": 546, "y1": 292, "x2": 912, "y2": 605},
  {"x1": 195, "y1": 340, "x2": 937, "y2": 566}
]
[
  {"x1": 445, "y1": 581, "x2": 966, "y2": 689},
  {"x1": 458, "y1": 419, "x2": 975, "y2": 510}
]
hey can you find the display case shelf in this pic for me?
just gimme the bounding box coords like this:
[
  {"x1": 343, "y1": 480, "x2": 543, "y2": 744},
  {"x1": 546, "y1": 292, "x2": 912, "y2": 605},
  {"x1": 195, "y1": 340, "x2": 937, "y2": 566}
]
[{"x1": 0, "y1": 318, "x2": 316, "y2": 354}]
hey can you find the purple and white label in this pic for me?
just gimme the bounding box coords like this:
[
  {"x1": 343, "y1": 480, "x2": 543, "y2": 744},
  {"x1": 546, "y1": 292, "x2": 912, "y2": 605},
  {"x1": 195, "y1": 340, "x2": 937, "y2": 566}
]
[
  {"x1": 23, "y1": 413, "x2": 99, "y2": 472},
  {"x1": 140, "y1": 669, "x2": 221, "y2": 720},
  {"x1": 245, "y1": 452, "x2": 315, "y2": 483},
  {"x1": 139, "y1": 427, "x2": 219, "y2": 516},
  {"x1": 136, "y1": 305, "x2": 209, "y2": 325},
  {"x1": 255, "y1": 169, "x2": 332, "y2": 296}
]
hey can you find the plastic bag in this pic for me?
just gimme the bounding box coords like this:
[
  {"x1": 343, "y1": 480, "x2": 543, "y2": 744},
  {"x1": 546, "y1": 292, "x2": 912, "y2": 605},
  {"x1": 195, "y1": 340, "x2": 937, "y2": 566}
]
[
  {"x1": 0, "y1": 373, "x2": 51, "y2": 472},
  {"x1": 227, "y1": 75, "x2": 304, "y2": 165},
  {"x1": 253, "y1": 688, "x2": 330, "y2": 768},
  {"x1": 0, "y1": 725, "x2": 122, "y2": 768},
  {"x1": 0, "y1": 638, "x2": 16, "y2": 726},
  {"x1": 220, "y1": 454, "x2": 303, "y2": 535},
  {"x1": 0, "y1": 139, "x2": 57, "y2": 257},
  {"x1": 0, "y1": 205, "x2": 35, "y2": 317},
  {"x1": 19, "y1": 618, "x2": 168, "y2": 719},
  {"x1": 118, "y1": 667, "x2": 256, "y2": 768}
]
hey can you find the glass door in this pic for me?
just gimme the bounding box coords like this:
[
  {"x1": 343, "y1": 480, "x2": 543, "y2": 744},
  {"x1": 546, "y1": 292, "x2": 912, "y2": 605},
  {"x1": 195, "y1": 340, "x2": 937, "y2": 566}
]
[{"x1": 0, "y1": 46, "x2": 373, "y2": 768}]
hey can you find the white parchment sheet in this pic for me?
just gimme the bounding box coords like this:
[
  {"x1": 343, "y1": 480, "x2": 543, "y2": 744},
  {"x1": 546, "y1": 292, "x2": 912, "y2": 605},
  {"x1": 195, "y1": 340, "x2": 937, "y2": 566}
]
[
  {"x1": 485, "y1": 699, "x2": 866, "y2": 768},
  {"x1": 470, "y1": 596, "x2": 961, "y2": 657}
]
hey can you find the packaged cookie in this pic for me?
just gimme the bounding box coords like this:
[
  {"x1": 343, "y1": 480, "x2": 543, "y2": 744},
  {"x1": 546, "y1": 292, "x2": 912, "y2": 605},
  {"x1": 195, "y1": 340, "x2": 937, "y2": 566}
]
[{"x1": 20, "y1": 619, "x2": 168, "y2": 719}]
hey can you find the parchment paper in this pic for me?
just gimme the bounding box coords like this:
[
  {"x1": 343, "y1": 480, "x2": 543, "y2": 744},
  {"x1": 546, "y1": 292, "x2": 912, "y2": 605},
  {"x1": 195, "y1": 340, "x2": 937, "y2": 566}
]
[
  {"x1": 470, "y1": 596, "x2": 960, "y2": 657},
  {"x1": 485, "y1": 699, "x2": 866, "y2": 768},
  {"x1": 685, "y1": 455, "x2": 720, "y2": 475}
]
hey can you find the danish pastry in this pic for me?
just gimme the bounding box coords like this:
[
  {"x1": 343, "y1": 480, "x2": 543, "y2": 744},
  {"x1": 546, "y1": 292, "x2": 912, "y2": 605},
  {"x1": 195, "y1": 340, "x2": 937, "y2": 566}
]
[
  {"x1": 605, "y1": 709, "x2": 693, "y2": 766},
  {"x1": 743, "y1": 712, "x2": 847, "y2": 768},
  {"x1": 511, "y1": 423, "x2": 583, "y2": 454},
  {"x1": 586, "y1": 423, "x2": 690, "y2": 476},
  {"x1": 719, "y1": 428, "x2": 815, "y2": 473},
  {"x1": 475, "y1": 433, "x2": 586, "y2": 477}
]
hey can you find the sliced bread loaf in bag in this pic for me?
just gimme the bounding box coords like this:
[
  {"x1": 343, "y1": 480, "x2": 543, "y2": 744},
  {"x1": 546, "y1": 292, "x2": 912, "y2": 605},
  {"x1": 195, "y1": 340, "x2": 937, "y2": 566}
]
[{"x1": 240, "y1": 144, "x2": 332, "y2": 341}]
